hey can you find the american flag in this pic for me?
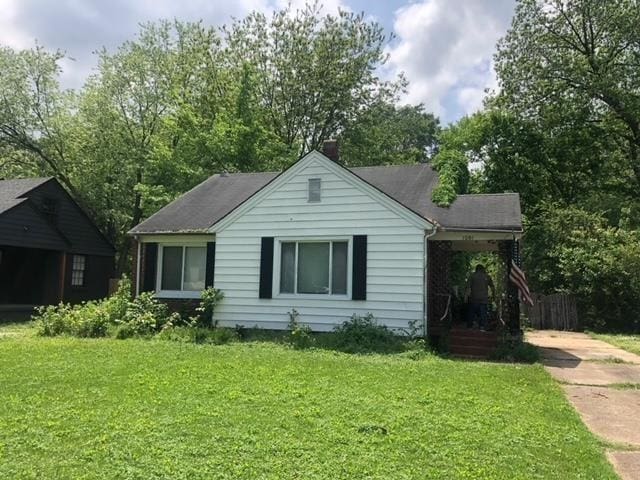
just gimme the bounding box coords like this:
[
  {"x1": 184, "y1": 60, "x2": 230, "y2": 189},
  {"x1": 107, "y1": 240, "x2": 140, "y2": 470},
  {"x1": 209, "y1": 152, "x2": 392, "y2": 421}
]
[{"x1": 509, "y1": 241, "x2": 534, "y2": 306}]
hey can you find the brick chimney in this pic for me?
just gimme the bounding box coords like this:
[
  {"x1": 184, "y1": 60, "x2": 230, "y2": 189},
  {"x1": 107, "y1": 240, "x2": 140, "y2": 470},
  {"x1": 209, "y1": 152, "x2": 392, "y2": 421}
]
[{"x1": 321, "y1": 139, "x2": 339, "y2": 162}]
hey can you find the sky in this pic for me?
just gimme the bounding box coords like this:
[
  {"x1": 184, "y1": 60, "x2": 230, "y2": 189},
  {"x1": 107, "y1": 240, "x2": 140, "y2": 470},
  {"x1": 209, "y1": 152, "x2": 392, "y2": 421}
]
[{"x1": 0, "y1": 0, "x2": 516, "y2": 123}]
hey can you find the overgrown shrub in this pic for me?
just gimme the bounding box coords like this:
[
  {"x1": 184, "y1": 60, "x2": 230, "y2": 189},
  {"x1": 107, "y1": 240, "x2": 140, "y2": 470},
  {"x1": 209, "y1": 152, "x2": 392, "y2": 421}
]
[
  {"x1": 34, "y1": 278, "x2": 132, "y2": 337},
  {"x1": 156, "y1": 326, "x2": 238, "y2": 344},
  {"x1": 34, "y1": 278, "x2": 230, "y2": 341},
  {"x1": 286, "y1": 309, "x2": 315, "y2": 349},
  {"x1": 35, "y1": 278, "x2": 181, "y2": 338},
  {"x1": 191, "y1": 287, "x2": 225, "y2": 328},
  {"x1": 330, "y1": 313, "x2": 404, "y2": 354}
]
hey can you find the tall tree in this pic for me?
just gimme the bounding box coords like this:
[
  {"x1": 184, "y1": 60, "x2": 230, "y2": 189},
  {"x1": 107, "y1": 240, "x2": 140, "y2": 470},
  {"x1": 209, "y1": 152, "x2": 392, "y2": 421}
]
[
  {"x1": 495, "y1": 0, "x2": 640, "y2": 188},
  {"x1": 0, "y1": 46, "x2": 85, "y2": 205},
  {"x1": 222, "y1": 2, "x2": 402, "y2": 157},
  {"x1": 339, "y1": 102, "x2": 439, "y2": 167}
]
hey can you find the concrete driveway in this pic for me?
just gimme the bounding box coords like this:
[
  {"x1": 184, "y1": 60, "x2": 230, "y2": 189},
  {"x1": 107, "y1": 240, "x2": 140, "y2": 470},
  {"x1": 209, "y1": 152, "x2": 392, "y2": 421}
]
[{"x1": 527, "y1": 331, "x2": 640, "y2": 480}]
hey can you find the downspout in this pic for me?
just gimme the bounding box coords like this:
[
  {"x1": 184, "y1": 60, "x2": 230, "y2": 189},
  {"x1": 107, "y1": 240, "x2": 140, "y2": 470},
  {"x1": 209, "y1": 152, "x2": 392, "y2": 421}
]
[
  {"x1": 135, "y1": 236, "x2": 141, "y2": 297},
  {"x1": 423, "y1": 228, "x2": 438, "y2": 338}
]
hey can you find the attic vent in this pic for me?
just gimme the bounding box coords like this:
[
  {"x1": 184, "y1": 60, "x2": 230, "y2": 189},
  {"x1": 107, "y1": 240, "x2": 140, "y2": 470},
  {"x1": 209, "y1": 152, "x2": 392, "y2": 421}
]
[{"x1": 308, "y1": 178, "x2": 321, "y2": 202}]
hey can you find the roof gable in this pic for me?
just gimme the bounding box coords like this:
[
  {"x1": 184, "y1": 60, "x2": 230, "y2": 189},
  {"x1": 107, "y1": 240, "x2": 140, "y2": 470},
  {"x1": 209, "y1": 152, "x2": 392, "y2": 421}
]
[
  {"x1": 209, "y1": 151, "x2": 433, "y2": 233},
  {"x1": 128, "y1": 153, "x2": 523, "y2": 235},
  {"x1": 0, "y1": 177, "x2": 115, "y2": 255}
]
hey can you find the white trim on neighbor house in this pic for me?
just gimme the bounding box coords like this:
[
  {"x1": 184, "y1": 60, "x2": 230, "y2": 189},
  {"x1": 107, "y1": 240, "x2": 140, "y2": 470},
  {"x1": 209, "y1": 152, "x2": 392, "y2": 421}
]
[
  {"x1": 272, "y1": 235, "x2": 353, "y2": 301},
  {"x1": 209, "y1": 151, "x2": 433, "y2": 234},
  {"x1": 154, "y1": 243, "x2": 207, "y2": 299}
]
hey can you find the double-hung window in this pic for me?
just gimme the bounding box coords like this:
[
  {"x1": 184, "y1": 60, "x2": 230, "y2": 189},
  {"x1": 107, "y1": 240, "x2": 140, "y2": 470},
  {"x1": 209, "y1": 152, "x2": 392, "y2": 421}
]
[
  {"x1": 159, "y1": 245, "x2": 206, "y2": 292},
  {"x1": 279, "y1": 240, "x2": 348, "y2": 295},
  {"x1": 71, "y1": 255, "x2": 86, "y2": 287}
]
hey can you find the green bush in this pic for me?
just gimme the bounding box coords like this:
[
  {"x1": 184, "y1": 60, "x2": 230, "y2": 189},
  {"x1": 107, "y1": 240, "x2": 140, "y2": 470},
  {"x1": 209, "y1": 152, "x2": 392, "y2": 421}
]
[
  {"x1": 330, "y1": 313, "x2": 404, "y2": 354},
  {"x1": 525, "y1": 205, "x2": 640, "y2": 332},
  {"x1": 286, "y1": 309, "x2": 315, "y2": 349},
  {"x1": 34, "y1": 279, "x2": 132, "y2": 338},
  {"x1": 192, "y1": 287, "x2": 225, "y2": 328},
  {"x1": 34, "y1": 278, "x2": 229, "y2": 340},
  {"x1": 156, "y1": 326, "x2": 238, "y2": 344},
  {"x1": 34, "y1": 278, "x2": 182, "y2": 338}
]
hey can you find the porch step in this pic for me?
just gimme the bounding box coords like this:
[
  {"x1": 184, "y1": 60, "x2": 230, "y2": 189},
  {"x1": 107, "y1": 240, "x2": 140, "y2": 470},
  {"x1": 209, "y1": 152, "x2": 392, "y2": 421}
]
[{"x1": 449, "y1": 328, "x2": 498, "y2": 358}]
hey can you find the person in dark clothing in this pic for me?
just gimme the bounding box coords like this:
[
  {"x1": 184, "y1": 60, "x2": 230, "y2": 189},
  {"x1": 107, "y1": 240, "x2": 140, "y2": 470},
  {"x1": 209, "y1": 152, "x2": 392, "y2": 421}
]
[{"x1": 465, "y1": 264, "x2": 496, "y2": 330}]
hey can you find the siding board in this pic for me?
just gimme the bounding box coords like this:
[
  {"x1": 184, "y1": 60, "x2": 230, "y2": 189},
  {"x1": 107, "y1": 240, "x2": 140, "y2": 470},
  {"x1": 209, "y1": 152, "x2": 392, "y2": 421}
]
[{"x1": 214, "y1": 156, "x2": 425, "y2": 332}]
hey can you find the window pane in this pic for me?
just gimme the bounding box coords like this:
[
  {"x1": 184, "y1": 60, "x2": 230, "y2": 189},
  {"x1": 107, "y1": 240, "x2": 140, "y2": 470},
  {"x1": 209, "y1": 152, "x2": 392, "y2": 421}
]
[
  {"x1": 280, "y1": 242, "x2": 296, "y2": 293},
  {"x1": 308, "y1": 178, "x2": 321, "y2": 202},
  {"x1": 71, "y1": 255, "x2": 86, "y2": 286},
  {"x1": 332, "y1": 242, "x2": 348, "y2": 294},
  {"x1": 161, "y1": 247, "x2": 183, "y2": 290},
  {"x1": 297, "y1": 242, "x2": 329, "y2": 294},
  {"x1": 183, "y1": 246, "x2": 206, "y2": 291}
]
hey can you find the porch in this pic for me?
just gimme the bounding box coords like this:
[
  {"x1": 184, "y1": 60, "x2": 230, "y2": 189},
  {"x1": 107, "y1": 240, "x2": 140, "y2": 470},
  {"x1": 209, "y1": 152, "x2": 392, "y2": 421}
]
[
  {"x1": 427, "y1": 230, "x2": 523, "y2": 357},
  {"x1": 0, "y1": 245, "x2": 64, "y2": 306}
]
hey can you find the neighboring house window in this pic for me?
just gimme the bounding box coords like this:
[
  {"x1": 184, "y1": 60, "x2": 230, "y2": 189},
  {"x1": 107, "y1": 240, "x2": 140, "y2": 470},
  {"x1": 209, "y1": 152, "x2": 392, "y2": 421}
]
[
  {"x1": 308, "y1": 178, "x2": 321, "y2": 202},
  {"x1": 279, "y1": 240, "x2": 348, "y2": 295},
  {"x1": 71, "y1": 255, "x2": 86, "y2": 287},
  {"x1": 159, "y1": 245, "x2": 206, "y2": 292}
]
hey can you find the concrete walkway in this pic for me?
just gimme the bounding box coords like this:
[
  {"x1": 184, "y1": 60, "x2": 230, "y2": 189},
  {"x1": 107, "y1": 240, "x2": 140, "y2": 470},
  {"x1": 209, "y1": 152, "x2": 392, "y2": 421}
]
[{"x1": 527, "y1": 331, "x2": 640, "y2": 480}]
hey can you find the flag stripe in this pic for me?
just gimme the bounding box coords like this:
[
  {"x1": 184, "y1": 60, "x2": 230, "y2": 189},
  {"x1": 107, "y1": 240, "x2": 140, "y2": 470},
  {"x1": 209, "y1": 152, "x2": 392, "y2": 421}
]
[{"x1": 510, "y1": 259, "x2": 534, "y2": 306}]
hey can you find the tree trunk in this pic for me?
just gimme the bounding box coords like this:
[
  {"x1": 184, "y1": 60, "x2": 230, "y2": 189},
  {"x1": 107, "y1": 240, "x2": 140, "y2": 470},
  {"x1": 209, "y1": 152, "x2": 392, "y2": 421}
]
[{"x1": 116, "y1": 172, "x2": 144, "y2": 276}]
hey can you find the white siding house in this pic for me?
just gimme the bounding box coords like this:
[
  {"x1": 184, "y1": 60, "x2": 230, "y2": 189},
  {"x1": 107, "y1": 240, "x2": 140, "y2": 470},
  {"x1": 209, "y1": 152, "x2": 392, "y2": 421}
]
[
  {"x1": 212, "y1": 152, "x2": 430, "y2": 332},
  {"x1": 129, "y1": 147, "x2": 523, "y2": 338}
]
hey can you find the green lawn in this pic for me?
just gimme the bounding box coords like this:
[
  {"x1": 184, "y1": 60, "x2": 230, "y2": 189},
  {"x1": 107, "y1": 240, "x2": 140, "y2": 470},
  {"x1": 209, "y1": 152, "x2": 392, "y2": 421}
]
[
  {"x1": 0, "y1": 325, "x2": 617, "y2": 480},
  {"x1": 591, "y1": 332, "x2": 640, "y2": 356}
]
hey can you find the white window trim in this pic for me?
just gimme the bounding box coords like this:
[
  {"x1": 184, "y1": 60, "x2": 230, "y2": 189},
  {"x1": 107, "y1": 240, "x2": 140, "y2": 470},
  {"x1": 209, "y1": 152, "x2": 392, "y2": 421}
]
[
  {"x1": 155, "y1": 244, "x2": 206, "y2": 299},
  {"x1": 273, "y1": 236, "x2": 352, "y2": 300}
]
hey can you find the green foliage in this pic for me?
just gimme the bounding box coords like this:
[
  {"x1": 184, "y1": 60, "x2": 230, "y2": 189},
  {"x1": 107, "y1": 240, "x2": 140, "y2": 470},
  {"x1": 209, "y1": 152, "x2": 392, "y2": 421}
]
[
  {"x1": 339, "y1": 101, "x2": 439, "y2": 166},
  {"x1": 525, "y1": 205, "x2": 640, "y2": 331},
  {"x1": 590, "y1": 333, "x2": 640, "y2": 357},
  {"x1": 0, "y1": 328, "x2": 619, "y2": 479},
  {"x1": 495, "y1": 0, "x2": 640, "y2": 188},
  {"x1": 286, "y1": 308, "x2": 315, "y2": 350},
  {"x1": 429, "y1": 115, "x2": 484, "y2": 206},
  {"x1": 431, "y1": 149, "x2": 469, "y2": 206},
  {"x1": 192, "y1": 287, "x2": 224, "y2": 328},
  {"x1": 34, "y1": 277, "x2": 180, "y2": 338},
  {"x1": 330, "y1": 313, "x2": 404, "y2": 354},
  {"x1": 156, "y1": 326, "x2": 238, "y2": 345},
  {"x1": 222, "y1": 1, "x2": 403, "y2": 156}
]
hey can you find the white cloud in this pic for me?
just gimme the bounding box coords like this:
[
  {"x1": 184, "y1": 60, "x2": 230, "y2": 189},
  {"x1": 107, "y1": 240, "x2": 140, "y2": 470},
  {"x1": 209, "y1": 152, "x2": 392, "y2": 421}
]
[
  {"x1": 387, "y1": 0, "x2": 514, "y2": 122},
  {"x1": 0, "y1": 0, "x2": 31, "y2": 48},
  {"x1": 0, "y1": 0, "x2": 348, "y2": 89}
]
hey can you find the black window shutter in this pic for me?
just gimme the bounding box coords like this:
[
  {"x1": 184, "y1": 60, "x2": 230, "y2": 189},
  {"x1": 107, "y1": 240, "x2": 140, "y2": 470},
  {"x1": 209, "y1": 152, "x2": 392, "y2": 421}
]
[
  {"x1": 205, "y1": 242, "x2": 216, "y2": 288},
  {"x1": 352, "y1": 235, "x2": 367, "y2": 300},
  {"x1": 259, "y1": 237, "x2": 274, "y2": 299},
  {"x1": 142, "y1": 243, "x2": 158, "y2": 293}
]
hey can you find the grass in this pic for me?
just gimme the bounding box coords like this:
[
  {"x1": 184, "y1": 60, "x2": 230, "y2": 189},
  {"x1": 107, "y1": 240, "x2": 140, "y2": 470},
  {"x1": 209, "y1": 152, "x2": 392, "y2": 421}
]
[
  {"x1": 0, "y1": 324, "x2": 617, "y2": 479},
  {"x1": 590, "y1": 332, "x2": 640, "y2": 356}
]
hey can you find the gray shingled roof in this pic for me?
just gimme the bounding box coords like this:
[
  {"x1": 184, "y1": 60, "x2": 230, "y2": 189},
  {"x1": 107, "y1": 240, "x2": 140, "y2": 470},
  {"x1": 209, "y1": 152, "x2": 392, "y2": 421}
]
[
  {"x1": 130, "y1": 164, "x2": 522, "y2": 234},
  {"x1": 0, "y1": 177, "x2": 52, "y2": 215}
]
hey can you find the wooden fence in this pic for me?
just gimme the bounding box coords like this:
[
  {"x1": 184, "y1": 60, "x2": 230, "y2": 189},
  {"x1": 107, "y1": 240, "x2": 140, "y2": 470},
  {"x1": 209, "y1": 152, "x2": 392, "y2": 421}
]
[{"x1": 525, "y1": 293, "x2": 579, "y2": 331}]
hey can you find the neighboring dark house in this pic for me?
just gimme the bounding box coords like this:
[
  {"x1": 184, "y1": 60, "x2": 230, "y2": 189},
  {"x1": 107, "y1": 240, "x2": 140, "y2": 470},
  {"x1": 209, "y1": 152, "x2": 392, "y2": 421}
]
[{"x1": 0, "y1": 178, "x2": 115, "y2": 306}]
